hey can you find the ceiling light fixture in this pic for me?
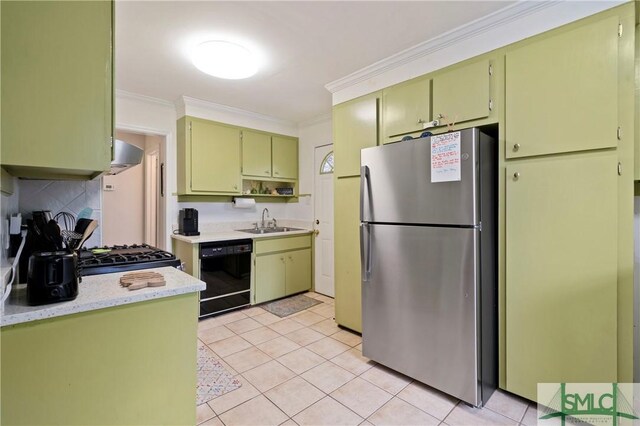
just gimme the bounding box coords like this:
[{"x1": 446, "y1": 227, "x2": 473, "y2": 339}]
[{"x1": 191, "y1": 40, "x2": 258, "y2": 80}]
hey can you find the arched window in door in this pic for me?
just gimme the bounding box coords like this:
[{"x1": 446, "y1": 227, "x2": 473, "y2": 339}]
[{"x1": 319, "y1": 151, "x2": 334, "y2": 174}]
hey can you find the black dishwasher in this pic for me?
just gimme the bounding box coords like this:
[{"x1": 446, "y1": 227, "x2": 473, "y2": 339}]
[{"x1": 199, "y1": 239, "x2": 252, "y2": 318}]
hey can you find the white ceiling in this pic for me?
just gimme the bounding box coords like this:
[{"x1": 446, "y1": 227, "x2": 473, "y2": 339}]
[{"x1": 115, "y1": 1, "x2": 515, "y2": 124}]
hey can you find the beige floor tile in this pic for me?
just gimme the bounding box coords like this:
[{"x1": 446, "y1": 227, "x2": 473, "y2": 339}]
[
  {"x1": 224, "y1": 346, "x2": 272, "y2": 373},
  {"x1": 256, "y1": 335, "x2": 302, "y2": 358},
  {"x1": 307, "y1": 336, "x2": 351, "y2": 359},
  {"x1": 264, "y1": 376, "x2": 325, "y2": 417},
  {"x1": 355, "y1": 343, "x2": 363, "y2": 351},
  {"x1": 207, "y1": 376, "x2": 261, "y2": 415},
  {"x1": 444, "y1": 403, "x2": 517, "y2": 425},
  {"x1": 280, "y1": 420, "x2": 299, "y2": 426},
  {"x1": 269, "y1": 318, "x2": 306, "y2": 335},
  {"x1": 331, "y1": 348, "x2": 375, "y2": 375},
  {"x1": 198, "y1": 317, "x2": 220, "y2": 332},
  {"x1": 240, "y1": 326, "x2": 281, "y2": 345},
  {"x1": 197, "y1": 403, "x2": 216, "y2": 424},
  {"x1": 253, "y1": 311, "x2": 284, "y2": 326},
  {"x1": 360, "y1": 365, "x2": 411, "y2": 395},
  {"x1": 331, "y1": 329, "x2": 362, "y2": 347},
  {"x1": 225, "y1": 317, "x2": 262, "y2": 334},
  {"x1": 310, "y1": 303, "x2": 335, "y2": 318},
  {"x1": 520, "y1": 404, "x2": 540, "y2": 426},
  {"x1": 214, "y1": 310, "x2": 249, "y2": 325},
  {"x1": 330, "y1": 377, "x2": 392, "y2": 418},
  {"x1": 368, "y1": 397, "x2": 440, "y2": 426},
  {"x1": 311, "y1": 318, "x2": 341, "y2": 336},
  {"x1": 285, "y1": 327, "x2": 325, "y2": 346},
  {"x1": 215, "y1": 356, "x2": 239, "y2": 376},
  {"x1": 291, "y1": 311, "x2": 326, "y2": 326},
  {"x1": 303, "y1": 291, "x2": 323, "y2": 300},
  {"x1": 219, "y1": 395, "x2": 288, "y2": 426},
  {"x1": 199, "y1": 417, "x2": 224, "y2": 426},
  {"x1": 198, "y1": 325, "x2": 235, "y2": 345},
  {"x1": 397, "y1": 382, "x2": 458, "y2": 421},
  {"x1": 314, "y1": 294, "x2": 335, "y2": 304},
  {"x1": 242, "y1": 360, "x2": 297, "y2": 392},
  {"x1": 484, "y1": 389, "x2": 529, "y2": 422},
  {"x1": 242, "y1": 306, "x2": 267, "y2": 317},
  {"x1": 293, "y1": 396, "x2": 363, "y2": 426},
  {"x1": 301, "y1": 361, "x2": 356, "y2": 393},
  {"x1": 360, "y1": 421, "x2": 374, "y2": 426},
  {"x1": 207, "y1": 335, "x2": 252, "y2": 358},
  {"x1": 277, "y1": 347, "x2": 327, "y2": 375}
]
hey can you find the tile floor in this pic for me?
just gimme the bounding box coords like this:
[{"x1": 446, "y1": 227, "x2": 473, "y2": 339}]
[{"x1": 196, "y1": 292, "x2": 535, "y2": 426}]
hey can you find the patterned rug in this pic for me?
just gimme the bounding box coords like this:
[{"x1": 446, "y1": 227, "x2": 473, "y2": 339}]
[
  {"x1": 197, "y1": 345, "x2": 241, "y2": 405},
  {"x1": 261, "y1": 294, "x2": 322, "y2": 317}
]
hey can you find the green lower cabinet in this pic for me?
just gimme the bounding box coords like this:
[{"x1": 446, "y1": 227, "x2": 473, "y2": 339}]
[
  {"x1": 505, "y1": 151, "x2": 618, "y2": 401},
  {"x1": 1, "y1": 293, "x2": 199, "y2": 425},
  {"x1": 253, "y1": 235, "x2": 312, "y2": 304}
]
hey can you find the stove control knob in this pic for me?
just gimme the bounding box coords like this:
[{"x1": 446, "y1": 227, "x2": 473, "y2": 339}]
[{"x1": 50, "y1": 288, "x2": 60, "y2": 298}]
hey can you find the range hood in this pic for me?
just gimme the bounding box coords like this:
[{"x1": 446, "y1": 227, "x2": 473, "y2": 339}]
[{"x1": 108, "y1": 139, "x2": 144, "y2": 175}]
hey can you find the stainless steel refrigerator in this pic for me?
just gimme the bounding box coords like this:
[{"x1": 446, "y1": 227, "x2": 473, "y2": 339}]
[{"x1": 360, "y1": 127, "x2": 497, "y2": 407}]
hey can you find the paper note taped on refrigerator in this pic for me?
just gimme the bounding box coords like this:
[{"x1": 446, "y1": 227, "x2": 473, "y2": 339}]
[{"x1": 431, "y1": 131, "x2": 461, "y2": 183}]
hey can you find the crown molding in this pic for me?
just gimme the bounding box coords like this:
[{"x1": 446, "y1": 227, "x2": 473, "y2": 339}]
[
  {"x1": 298, "y1": 113, "x2": 332, "y2": 128},
  {"x1": 178, "y1": 95, "x2": 297, "y2": 128},
  {"x1": 325, "y1": 0, "x2": 616, "y2": 94},
  {"x1": 115, "y1": 89, "x2": 175, "y2": 108}
]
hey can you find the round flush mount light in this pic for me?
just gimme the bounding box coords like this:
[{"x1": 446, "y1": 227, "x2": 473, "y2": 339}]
[{"x1": 191, "y1": 40, "x2": 258, "y2": 79}]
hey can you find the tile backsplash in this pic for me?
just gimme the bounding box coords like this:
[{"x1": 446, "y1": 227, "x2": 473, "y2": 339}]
[{"x1": 19, "y1": 179, "x2": 102, "y2": 248}]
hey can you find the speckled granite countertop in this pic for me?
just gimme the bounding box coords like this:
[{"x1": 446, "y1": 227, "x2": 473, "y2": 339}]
[
  {"x1": 171, "y1": 219, "x2": 313, "y2": 244},
  {"x1": 1, "y1": 266, "x2": 205, "y2": 327}
]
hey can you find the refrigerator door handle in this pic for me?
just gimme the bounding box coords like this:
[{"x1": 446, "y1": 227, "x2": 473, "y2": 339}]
[
  {"x1": 360, "y1": 165, "x2": 370, "y2": 222},
  {"x1": 360, "y1": 223, "x2": 372, "y2": 282}
]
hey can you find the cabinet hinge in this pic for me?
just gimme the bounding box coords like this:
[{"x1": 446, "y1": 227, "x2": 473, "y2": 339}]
[
  {"x1": 617, "y1": 127, "x2": 622, "y2": 140},
  {"x1": 488, "y1": 65, "x2": 493, "y2": 76},
  {"x1": 618, "y1": 23, "x2": 623, "y2": 38},
  {"x1": 488, "y1": 99, "x2": 493, "y2": 111}
]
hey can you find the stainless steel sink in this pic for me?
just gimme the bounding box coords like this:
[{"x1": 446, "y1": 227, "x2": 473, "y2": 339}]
[{"x1": 236, "y1": 227, "x2": 304, "y2": 234}]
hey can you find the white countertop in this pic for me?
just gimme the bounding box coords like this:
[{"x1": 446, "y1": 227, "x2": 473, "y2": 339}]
[
  {"x1": 1, "y1": 266, "x2": 205, "y2": 327},
  {"x1": 171, "y1": 220, "x2": 313, "y2": 244}
]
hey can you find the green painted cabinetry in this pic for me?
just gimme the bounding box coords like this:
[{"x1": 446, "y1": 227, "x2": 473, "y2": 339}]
[
  {"x1": 177, "y1": 116, "x2": 241, "y2": 195},
  {"x1": 242, "y1": 130, "x2": 272, "y2": 178},
  {"x1": 432, "y1": 59, "x2": 491, "y2": 126},
  {"x1": 253, "y1": 235, "x2": 312, "y2": 304},
  {"x1": 272, "y1": 136, "x2": 298, "y2": 180},
  {"x1": 505, "y1": 15, "x2": 620, "y2": 159},
  {"x1": 333, "y1": 92, "x2": 380, "y2": 178},
  {"x1": 505, "y1": 152, "x2": 618, "y2": 401},
  {"x1": 381, "y1": 77, "x2": 430, "y2": 143},
  {"x1": 1, "y1": 1, "x2": 113, "y2": 179}
]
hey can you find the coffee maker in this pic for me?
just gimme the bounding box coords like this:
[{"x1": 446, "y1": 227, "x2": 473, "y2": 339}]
[
  {"x1": 178, "y1": 208, "x2": 200, "y2": 236},
  {"x1": 27, "y1": 251, "x2": 79, "y2": 305}
]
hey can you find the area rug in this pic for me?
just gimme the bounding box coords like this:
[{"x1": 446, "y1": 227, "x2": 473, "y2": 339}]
[
  {"x1": 197, "y1": 345, "x2": 241, "y2": 405},
  {"x1": 261, "y1": 294, "x2": 322, "y2": 317}
]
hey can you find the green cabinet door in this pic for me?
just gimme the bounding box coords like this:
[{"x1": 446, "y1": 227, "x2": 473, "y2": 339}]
[
  {"x1": 432, "y1": 59, "x2": 491, "y2": 125},
  {"x1": 334, "y1": 176, "x2": 362, "y2": 332},
  {"x1": 381, "y1": 77, "x2": 430, "y2": 142},
  {"x1": 242, "y1": 130, "x2": 272, "y2": 177},
  {"x1": 334, "y1": 92, "x2": 380, "y2": 178},
  {"x1": 285, "y1": 249, "x2": 312, "y2": 295},
  {"x1": 190, "y1": 119, "x2": 241, "y2": 193},
  {"x1": 1, "y1": 0, "x2": 113, "y2": 179},
  {"x1": 505, "y1": 16, "x2": 619, "y2": 158},
  {"x1": 505, "y1": 151, "x2": 618, "y2": 401},
  {"x1": 272, "y1": 136, "x2": 298, "y2": 180},
  {"x1": 254, "y1": 253, "x2": 286, "y2": 304}
]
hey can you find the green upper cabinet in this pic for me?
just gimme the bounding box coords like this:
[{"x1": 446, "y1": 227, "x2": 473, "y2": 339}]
[
  {"x1": 1, "y1": 1, "x2": 113, "y2": 179},
  {"x1": 381, "y1": 77, "x2": 430, "y2": 142},
  {"x1": 271, "y1": 136, "x2": 298, "y2": 180},
  {"x1": 333, "y1": 91, "x2": 380, "y2": 178},
  {"x1": 242, "y1": 130, "x2": 272, "y2": 178},
  {"x1": 432, "y1": 59, "x2": 491, "y2": 126},
  {"x1": 505, "y1": 15, "x2": 620, "y2": 159},
  {"x1": 177, "y1": 117, "x2": 241, "y2": 195},
  {"x1": 505, "y1": 151, "x2": 618, "y2": 401}
]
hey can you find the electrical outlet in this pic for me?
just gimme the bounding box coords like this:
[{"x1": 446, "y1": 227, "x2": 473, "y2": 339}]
[{"x1": 103, "y1": 183, "x2": 115, "y2": 191}]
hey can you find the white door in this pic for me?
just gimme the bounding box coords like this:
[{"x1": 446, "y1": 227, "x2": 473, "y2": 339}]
[
  {"x1": 314, "y1": 144, "x2": 335, "y2": 297},
  {"x1": 145, "y1": 150, "x2": 159, "y2": 247}
]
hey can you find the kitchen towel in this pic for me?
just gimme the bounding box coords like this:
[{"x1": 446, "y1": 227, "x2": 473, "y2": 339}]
[{"x1": 232, "y1": 198, "x2": 256, "y2": 209}]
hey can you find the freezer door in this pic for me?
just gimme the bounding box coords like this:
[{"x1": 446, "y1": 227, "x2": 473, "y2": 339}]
[
  {"x1": 361, "y1": 127, "x2": 479, "y2": 226},
  {"x1": 361, "y1": 224, "x2": 480, "y2": 405}
]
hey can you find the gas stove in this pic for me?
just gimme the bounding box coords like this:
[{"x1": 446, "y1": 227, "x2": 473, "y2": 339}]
[{"x1": 78, "y1": 244, "x2": 182, "y2": 276}]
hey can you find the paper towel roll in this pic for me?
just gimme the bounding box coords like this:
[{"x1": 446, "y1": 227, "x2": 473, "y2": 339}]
[{"x1": 233, "y1": 198, "x2": 256, "y2": 209}]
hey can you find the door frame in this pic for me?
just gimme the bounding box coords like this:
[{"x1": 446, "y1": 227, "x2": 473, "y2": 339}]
[{"x1": 313, "y1": 143, "x2": 335, "y2": 297}]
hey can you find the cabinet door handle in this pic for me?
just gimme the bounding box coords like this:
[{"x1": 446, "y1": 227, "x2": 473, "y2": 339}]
[
  {"x1": 513, "y1": 143, "x2": 520, "y2": 152},
  {"x1": 288, "y1": 256, "x2": 293, "y2": 261},
  {"x1": 274, "y1": 171, "x2": 279, "y2": 175},
  {"x1": 513, "y1": 172, "x2": 520, "y2": 181},
  {"x1": 234, "y1": 185, "x2": 238, "y2": 190},
  {"x1": 265, "y1": 170, "x2": 270, "y2": 174},
  {"x1": 280, "y1": 257, "x2": 285, "y2": 263}
]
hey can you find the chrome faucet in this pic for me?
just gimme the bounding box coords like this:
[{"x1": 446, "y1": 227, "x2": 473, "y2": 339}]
[{"x1": 261, "y1": 208, "x2": 270, "y2": 229}]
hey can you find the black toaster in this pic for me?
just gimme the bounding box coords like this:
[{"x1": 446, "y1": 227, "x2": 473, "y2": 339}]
[{"x1": 27, "y1": 251, "x2": 79, "y2": 306}]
